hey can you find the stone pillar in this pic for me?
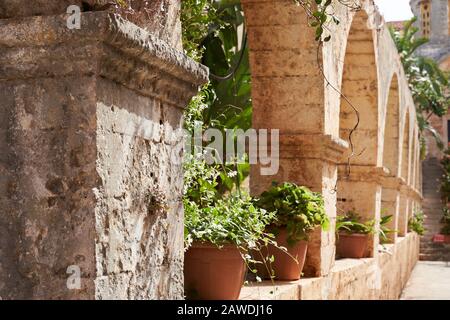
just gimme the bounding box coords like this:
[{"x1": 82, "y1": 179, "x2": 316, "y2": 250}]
[
  {"x1": 0, "y1": 12, "x2": 207, "y2": 299},
  {"x1": 242, "y1": 0, "x2": 348, "y2": 277},
  {"x1": 398, "y1": 191, "x2": 410, "y2": 237},
  {"x1": 381, "y1": 189, "x2": 399, "y2": 243}
]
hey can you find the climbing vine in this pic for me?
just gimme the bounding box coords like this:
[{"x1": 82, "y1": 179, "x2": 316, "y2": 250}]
[{"x1": 293, "y1": 0, "x2": 361, "y2": 41}]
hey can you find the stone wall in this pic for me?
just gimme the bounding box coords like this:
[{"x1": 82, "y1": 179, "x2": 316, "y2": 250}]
[
  {"x1": 242, "y1": 0, "x2": 421, "y2": 294},
  {"x1": 0, "y1": 10, "x2": 207, "y2": 299}
]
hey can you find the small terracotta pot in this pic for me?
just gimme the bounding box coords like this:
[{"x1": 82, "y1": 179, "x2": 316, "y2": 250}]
[
  {"x1": 184, "y1": 242, "x2": 246, "y2": 300},
  {"x1": 336, "y1": 233, "x2": 369, "y2": 259},
  {"x1": 254, "y1": 227, "x2": 308, "y2": 281}
]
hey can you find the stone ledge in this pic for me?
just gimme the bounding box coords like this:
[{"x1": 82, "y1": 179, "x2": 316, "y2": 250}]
[
  {"x1": 336, "y1": 164, "x2": 423, "y2": 200},
  {"x1": 0, "y1": 12, "x2": 209, "y2": 107},
  {"x1": 240, "y1": 257, "x2": 374, "y2": 300},
  {"x1": 240, "y1": 233, "x2": 419, "y2": 300},
  {"x1": 276, "y1": 133, "x2": 349, "y2": 164}
]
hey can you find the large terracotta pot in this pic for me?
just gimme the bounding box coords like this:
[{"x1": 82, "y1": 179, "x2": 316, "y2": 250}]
[
  {"x1": 336, "y1": 233, "x2": 369, "y2": 259},
  {"x1": 254, "y1": 227, "x2": 308, "y2": 281},
  {"x1": 184, "y1": 242, "x2": 246, "y2": 300}
]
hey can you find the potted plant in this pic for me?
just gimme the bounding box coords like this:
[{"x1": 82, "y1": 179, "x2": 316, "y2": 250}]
[
  {"x1": 255, "y1": 182, "x2": 329, "y2": 281},
  {"x1": 336, "y1": 211, "x2": 374, "y2": 259},
  {"x1": 183, "y1": 155, "x2": 276, "y2": 300},
  {"x1": 408, "y1": 210, "x2": 426, "y2": 236},
  {"x1": 184, "y1": 193, "x2": 276, "y2": 300},
  {"x1": 440, "y1": 208, "x2": 450, "y2": 243}
]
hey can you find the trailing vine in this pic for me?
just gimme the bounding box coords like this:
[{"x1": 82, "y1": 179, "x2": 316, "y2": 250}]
[{"x1": 294, "y1": 0, "x2": 361, "y2": 41}]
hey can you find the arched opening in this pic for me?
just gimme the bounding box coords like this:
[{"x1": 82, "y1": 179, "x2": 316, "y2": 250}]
[
  {"x1": 382, "y1": 75, "x2": 400, "y2": 176},
  {"x1": 336, "y1": 10, "x2": 380, "y2": 257},
  {"x1": 339, "y1": 11, "x2": 379, "y2": 167},
  {"x1": 380, "y1": 74, "x2": 401, "y2": 243},
  {"x1": 401, "y1": 111, "x2": 411, "y2": 182},
  {"x1": 398, "y1": 109, "x2": 411, "y2": 236}
]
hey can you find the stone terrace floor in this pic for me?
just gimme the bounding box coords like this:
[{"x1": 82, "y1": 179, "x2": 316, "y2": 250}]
[{"x1": 401, "y1": 261, "x2": 450, "y2": 300}]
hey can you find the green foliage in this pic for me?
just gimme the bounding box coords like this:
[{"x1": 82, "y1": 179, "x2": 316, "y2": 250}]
[
  {"x1": 183, "y1": 153, "x2": 278, "y2": 281},
  {"x1": 336, "y1": 211, "x2": 375, "y2": 235},
  {"x1": 293, "y1": 0, "x2": 360, "y2": 42},
  {"x1": 379, "y1": 214, "x2": 395, "y2": 244},
  {"x1": 181, "y1": 0, "x2": 218, "y2": 62},
  {"x1": 440, "y1": 149, "x2": 450, "y2": 201},
  {"x1": 390, "y1": 18, "x2": 450, "y2": 148},
  {"x1": 184, "y1": 192, "x2": 276, "y2": 249},
  {"x1": 441, "y1": 208, "x2": 450, "y2": 235},
  {"x1": 201, "y1": 2, "x2": 252, "y2": 131},
  {"x1": 256, "y1": 182, "x2": 329, "y2": 245},
  {"x1": 408, "y1": 210, "x2": 426, "y2": 236},
  {"x1": 183, "y1": 153, "x2": 221, "y2": 207}
]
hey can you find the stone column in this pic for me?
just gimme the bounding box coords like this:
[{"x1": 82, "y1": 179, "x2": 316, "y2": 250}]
[
  {"x1": 380, "y1": 176, "x2": 403, "y2": 243},
  {"x1": 0, "y1": 11, "x2": 207, "y2": 299},
  {"x1": 242, "y1": 0, "x2": 348, "y2": 277},
  {"x1": 398, "y1": 190, "x2": 410, "y2": 237}
]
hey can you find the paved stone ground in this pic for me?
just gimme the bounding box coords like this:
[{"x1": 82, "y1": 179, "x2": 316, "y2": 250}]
[{"x1": 401, "y1": 261, "x2": 450, "y2": 300}]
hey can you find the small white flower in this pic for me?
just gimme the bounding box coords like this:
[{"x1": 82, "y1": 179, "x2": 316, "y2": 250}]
[{"x1": 227, "y1": 171, "x2": 238, "y2": 178}]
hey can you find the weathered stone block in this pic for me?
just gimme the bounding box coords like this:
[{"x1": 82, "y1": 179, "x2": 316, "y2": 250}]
[{"x1": 0, "y1": 12, "x2": 207, "y2": 300}]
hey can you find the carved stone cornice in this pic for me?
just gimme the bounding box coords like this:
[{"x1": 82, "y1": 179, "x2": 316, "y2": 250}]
[
  {"x1": 337, "y1": 164, "x2": 387, "y2": 184},
  {"x1": 277, "y1": 133, "x2": 349, "y2": 164},
  {"x1": 336, "y1": 164, "x2": 423, "y2": 200},
  {"x1": 400, "y1": 183, "x2": 423, "y2": 201},
  {"x1": 0, "y1": 12, "x2": 209, "y2": 108}
]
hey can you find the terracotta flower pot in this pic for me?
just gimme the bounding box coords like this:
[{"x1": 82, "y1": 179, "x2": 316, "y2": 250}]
[
  {"x1": 184, "y1": 242, "x2": 246, "y2": 300},
  {"x1": 253, "y1": 227, "x2": 308, "y2": 281},
  {"x1": 336, "y1": 233, "x2": 369, "y2": 259}
]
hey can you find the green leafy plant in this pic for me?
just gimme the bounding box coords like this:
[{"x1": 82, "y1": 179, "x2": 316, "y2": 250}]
[
  {"x1": 184, "y1": 192, "x2": 276, "y2": 250},
  {"x1": 293, "y1": 0, "x2": 361, "y2": 42},
  {"x1": 440, "y1": 149, "x2": 450, "y2": 201},
  {"x1": 379, "y1": 214, "x2": 395, "y2": 244},
  {"x1": 183, "y1": 152, "x2": 279, "y2": 280},
  {"x1": 336, "y1": 211, "x2": 375, "y2": 235},
  {"x1": 441, "y1": 208, "x2": 450, "y2": 235},
  {"x1": 408, "y1": 210, "x2": 426, "y2": 236},
  {"x1": 256, "y1": 182, "x2": 329, "y2": 245}
]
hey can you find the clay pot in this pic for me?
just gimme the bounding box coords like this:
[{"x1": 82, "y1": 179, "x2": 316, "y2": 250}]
[
  {"x1": 336, "y1": 233, "x2": 369, "y2": 259},
  {"x1": 184, "y1": 242, "x2": 246, "y2": 300},
  {"x1": 254, "y1": 228, "x2": 308, "y2": 281}
]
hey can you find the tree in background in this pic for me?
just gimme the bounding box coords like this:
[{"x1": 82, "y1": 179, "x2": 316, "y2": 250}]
[{"x1": 390, "y1": 17, "x2": 450, "y2": 155}]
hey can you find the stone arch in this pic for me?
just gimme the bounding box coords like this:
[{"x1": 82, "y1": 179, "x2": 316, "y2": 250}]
[
  {"x1": 336, "y1": 10, "x2": 381, "y2": 257},
  {"x1": 339, "y1": 10, "x2": 379, "y2": 167},
  {"x1": 382, "y1": 73, "x2": 401, "y2": 175}
]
